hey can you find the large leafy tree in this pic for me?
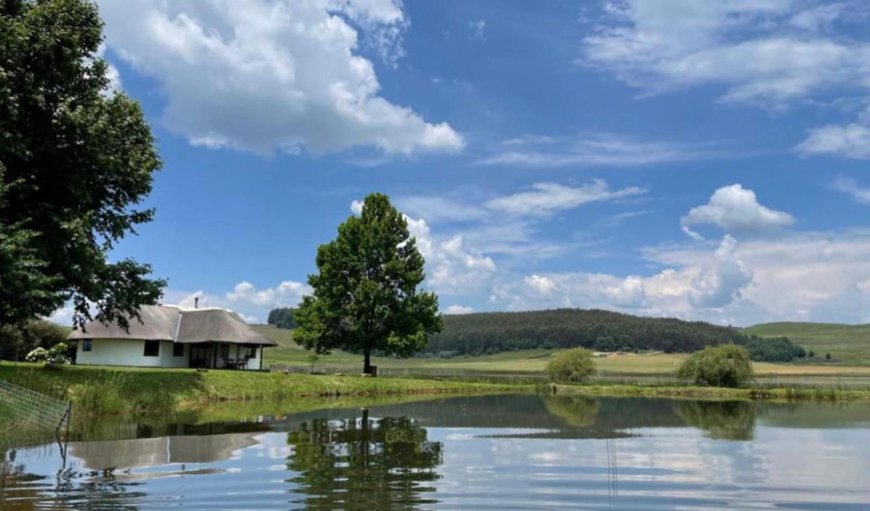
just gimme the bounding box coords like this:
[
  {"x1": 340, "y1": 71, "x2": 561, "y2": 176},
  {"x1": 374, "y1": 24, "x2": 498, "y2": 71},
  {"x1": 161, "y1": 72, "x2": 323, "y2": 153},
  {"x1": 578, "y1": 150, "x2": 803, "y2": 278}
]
[
  {"x1": 0, "y1": 0, "x2": 164, "y2": 329},
  {"x1": 295, "y1": 193, "x2": 441, "y2": 374}
]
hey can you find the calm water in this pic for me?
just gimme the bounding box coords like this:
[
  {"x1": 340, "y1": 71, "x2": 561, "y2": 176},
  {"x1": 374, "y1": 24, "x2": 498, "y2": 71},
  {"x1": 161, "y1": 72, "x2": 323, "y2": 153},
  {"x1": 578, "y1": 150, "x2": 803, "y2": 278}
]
[{"x1": 3, "y1": 394, "x2": 870, "y2": 510}]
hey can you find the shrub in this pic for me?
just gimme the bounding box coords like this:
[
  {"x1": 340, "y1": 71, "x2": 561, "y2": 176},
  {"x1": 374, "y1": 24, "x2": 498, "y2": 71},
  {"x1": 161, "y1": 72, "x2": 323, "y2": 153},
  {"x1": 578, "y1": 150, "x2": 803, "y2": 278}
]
[
  {"x1": 24, "y1": 343, "x2": 70, "y2": 366},
  {"x1": 676, "y1": 344, "x2": 753, "y2": 388},
  {"x1": 547, "y1": 348, "x2": 595, "y2": 383}
]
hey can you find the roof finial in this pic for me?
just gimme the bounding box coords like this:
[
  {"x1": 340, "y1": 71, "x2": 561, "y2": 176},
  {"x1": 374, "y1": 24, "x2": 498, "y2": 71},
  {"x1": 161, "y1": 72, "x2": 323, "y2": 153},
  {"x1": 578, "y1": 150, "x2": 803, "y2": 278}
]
[{"x1": 194, "y1": 297, "x2": 199, "y2": 309}]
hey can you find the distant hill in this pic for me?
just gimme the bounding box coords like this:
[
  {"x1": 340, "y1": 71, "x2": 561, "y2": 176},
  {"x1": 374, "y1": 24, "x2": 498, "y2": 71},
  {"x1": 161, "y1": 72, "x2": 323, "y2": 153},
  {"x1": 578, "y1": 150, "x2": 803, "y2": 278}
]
[
  {"x1": 426, "y1": 309, "x2": 805, "y2": 362},
  {"x1": 744, "y1": 322, "x2": 870, "y2": 366}
]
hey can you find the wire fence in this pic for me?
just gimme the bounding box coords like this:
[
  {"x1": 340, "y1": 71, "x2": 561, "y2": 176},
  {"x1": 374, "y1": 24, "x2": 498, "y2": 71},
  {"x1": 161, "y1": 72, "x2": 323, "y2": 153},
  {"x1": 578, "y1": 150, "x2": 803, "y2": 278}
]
[{"x1": 0, "y1": 379, "x2": 71, "y2": 440}]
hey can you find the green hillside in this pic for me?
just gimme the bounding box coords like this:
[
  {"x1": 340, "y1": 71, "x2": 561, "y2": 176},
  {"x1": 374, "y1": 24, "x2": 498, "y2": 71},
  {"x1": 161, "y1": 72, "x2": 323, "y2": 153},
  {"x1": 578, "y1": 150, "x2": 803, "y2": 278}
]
[{"x1": 744, "y1": 322, "x2": 870, "y2": 366}]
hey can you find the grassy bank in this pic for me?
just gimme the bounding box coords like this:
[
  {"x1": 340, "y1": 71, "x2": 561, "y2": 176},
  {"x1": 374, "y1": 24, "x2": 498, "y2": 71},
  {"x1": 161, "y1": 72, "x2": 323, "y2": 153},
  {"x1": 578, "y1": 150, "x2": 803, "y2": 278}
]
[
  {"x1": 0, "y1": 363, "x2": 526, "y2": 418},
  {"x1": 551, "y1": 383, "x2": 870, "y2": 402}
]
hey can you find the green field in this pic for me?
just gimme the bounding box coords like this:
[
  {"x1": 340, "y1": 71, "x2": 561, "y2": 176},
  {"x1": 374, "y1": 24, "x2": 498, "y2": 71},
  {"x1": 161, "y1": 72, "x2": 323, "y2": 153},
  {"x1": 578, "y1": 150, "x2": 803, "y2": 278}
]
[
  {"x1": 254, "y1": 325, "x2": 870, "y2": 378},
  {"x1": 745, "y1": 322, "x2": 870, "y2": 366}
]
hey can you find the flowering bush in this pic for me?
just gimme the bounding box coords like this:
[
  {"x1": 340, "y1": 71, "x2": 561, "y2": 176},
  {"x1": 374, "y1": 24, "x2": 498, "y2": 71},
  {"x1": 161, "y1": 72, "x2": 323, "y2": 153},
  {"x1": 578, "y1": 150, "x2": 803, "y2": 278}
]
[{"x1": 25, "y1": 343, "x2": 70, "y2": 366}]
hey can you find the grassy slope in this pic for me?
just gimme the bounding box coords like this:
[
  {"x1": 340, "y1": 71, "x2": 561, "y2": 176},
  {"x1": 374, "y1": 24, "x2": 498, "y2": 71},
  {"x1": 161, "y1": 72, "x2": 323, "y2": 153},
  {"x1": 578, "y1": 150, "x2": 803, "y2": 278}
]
[
  {"x1": 745, "y1": 322, "x2": 870, "y2": 366},
  {"x1": 254, "y1": 325, "x2": 870, "y2": 377},
  {"x1": 0, "y1": 362, "x2": 523, "y2": 419}
]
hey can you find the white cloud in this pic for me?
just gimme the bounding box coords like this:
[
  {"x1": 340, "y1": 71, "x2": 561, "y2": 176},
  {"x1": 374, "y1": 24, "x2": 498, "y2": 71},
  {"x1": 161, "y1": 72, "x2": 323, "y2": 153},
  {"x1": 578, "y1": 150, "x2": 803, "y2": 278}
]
[
  {"x1": 797, "y1": 123, "x2": 870, "y2": 159},
  {"x1": 491, "y1": 229, "x2": 870, "y2": 324},
  {"x1": 484, "y1": 180, "x2": 645, "y2": 217},
  {"x1": 581, "y1": 1, "x2": 870, "y2": 157},
  {"x1": 688, "y1": 235, "x2": 753, "y2": 308},
  {"x1": 166, "y1": 280, "x2": 309, "y2": 324},
  {"x1": 478, "y1": 133, "x2": 711, "y2": 167},
  {"x1": 581, "y1": 1, "x2": 868, "y2": 106},
  {"x1": 226, "y1": 280, "x2": 309, "y2": 307},
  {"x1": 397, "y1": 196, "x2": 489, "y2": 223},
  {"x1": 831, "y1": 176, "x2": 870, "y2": 204},
  {"x1": 444, "y1": 305, "x2": 474, "y2": 315},
  {"x1": 681, "y1": 184, "x2": 794, "y2": 239},
  {"x1": 406, "y1": 215, "x2": 497, "y2": 295},
  {"x1": 469, "y1": 20, "x2": 486, "y2": 42},
  {"x1": 96, "y1": 0, "x2": 463, "y2": 155},
  {"x1": 46, "y1": 304, "x2": 75, "y2": 326},
  {"x1": 350, "y1": 200, "x2": 364, "y2": 215}
]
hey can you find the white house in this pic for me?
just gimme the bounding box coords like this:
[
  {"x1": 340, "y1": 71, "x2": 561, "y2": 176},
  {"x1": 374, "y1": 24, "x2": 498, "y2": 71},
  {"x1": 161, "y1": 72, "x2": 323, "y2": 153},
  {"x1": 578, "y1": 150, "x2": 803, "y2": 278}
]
[{"x1": 67, "y1": 305, "x2": 276, "y2": 370}]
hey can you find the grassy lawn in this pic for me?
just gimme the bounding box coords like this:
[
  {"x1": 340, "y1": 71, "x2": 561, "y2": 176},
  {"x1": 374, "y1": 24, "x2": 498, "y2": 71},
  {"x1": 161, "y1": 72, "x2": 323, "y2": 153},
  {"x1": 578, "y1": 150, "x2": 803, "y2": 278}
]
[{"x1": 745, "y1": 322, "x2": 870, "y2": 366}]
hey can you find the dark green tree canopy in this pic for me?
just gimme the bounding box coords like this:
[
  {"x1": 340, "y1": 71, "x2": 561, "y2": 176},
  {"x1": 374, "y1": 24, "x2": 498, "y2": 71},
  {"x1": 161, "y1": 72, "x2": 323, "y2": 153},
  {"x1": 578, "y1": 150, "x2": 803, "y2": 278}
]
[
  {"x1": 294, "y1": 193, "x2": 441, "y2": 373},
  {"x1": 0, "y1": 0, "x2": 164, "y2": 328}
]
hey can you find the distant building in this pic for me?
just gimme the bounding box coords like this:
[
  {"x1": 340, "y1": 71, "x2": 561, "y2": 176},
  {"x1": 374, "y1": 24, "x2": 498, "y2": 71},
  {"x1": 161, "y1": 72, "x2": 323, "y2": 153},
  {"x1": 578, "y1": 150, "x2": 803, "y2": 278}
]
[{"x1": 67, "y1": 305, "x2": 275, "y2": 370}]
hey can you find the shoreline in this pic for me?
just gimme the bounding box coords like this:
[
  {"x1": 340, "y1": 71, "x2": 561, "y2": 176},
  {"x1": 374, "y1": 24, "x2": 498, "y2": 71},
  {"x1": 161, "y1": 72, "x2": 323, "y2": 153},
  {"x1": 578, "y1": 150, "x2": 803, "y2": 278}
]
[{"x1": 2, "y1": 364, "x2": 870, "y2": 423}]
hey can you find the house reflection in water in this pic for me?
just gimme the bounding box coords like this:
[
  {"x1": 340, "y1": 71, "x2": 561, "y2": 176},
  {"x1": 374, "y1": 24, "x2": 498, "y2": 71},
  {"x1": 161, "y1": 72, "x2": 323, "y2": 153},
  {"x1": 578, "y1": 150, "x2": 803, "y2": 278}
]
[{"x1": 69, "y1": 432, "x2": 259, "y2": 470}]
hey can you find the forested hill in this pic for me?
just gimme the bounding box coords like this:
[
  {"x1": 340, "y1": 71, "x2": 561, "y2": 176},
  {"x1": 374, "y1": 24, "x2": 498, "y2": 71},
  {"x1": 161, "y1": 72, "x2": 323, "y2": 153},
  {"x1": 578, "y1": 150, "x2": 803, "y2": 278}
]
[{"x1": 424, "y1": 309, "x2": 805, "y2": 362}]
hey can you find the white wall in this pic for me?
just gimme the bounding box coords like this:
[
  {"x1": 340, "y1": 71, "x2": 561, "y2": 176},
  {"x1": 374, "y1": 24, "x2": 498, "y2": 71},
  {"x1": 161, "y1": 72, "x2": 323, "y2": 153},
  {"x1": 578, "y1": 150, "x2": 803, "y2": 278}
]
[
  {"x1": 74, "y1": 339, "x2": 263, "y2": 369},
  {"x1": 75, "y1": 339, "x2": 189, "y2": 368}
]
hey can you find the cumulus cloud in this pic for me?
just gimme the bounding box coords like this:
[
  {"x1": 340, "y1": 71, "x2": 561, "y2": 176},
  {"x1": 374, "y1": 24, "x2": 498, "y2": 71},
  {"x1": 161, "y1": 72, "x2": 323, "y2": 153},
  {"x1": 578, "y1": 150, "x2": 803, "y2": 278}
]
[
  {"x1": 406, "y1": 215, "x2": 497, "y2": 295},
  {"x1": 226, "y1": 280, "x2": 309, "y2": 307},
  {"x1": 489, "y1": 229, "x2": 870, "y2": 325},
  {"x1": 478, "y1": 133, "x2": 712, "y2": 167},
  {"x1": 688, "y1": 235, "x2": 753, "y2": 308},
  {"x1": 484, "y1": 180, "x2": 645, "y2": 217},
  {"x1": 167, "y1": 280, "x2": 310, "y2": 324},
  {"x1": 681, "y1": 184, "x2": 794, "y2": 239},
  {"x1": 444, "y1": 305, "x2": 474, "y2": 315},
  {"x1": 96, "y1": 0, "x2": 463, "y2": 155},
  {"x1": 831, "y1": 176, "x2": 870, "y2": 204}
]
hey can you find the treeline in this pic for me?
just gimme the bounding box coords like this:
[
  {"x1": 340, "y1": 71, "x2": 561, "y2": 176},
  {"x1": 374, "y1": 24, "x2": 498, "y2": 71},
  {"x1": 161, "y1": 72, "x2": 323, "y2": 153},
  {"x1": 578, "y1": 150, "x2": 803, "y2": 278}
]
[
  {"x1": 267, "y1": 308, "x2": 297, "y2": 329},
  {"x1": 424, "y1": 309, "x2": 806, "y2": 362}
]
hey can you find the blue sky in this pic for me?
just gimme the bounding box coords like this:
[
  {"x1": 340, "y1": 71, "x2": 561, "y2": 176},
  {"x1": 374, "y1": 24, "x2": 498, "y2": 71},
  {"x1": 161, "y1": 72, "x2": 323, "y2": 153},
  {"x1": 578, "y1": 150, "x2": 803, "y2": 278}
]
[{"x1": 58, "y1": 0, "x2": 870, "y2": 326}]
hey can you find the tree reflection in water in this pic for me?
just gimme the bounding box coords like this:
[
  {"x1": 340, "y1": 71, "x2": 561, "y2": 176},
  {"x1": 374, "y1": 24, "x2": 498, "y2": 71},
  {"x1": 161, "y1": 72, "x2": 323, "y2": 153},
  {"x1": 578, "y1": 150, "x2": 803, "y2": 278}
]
[
  {"x1": 678, "y1": 400, "x2": 757, "y2": 441},
  {"x1": 286, "y1": 411, "x2": 443, "y2": 510}
]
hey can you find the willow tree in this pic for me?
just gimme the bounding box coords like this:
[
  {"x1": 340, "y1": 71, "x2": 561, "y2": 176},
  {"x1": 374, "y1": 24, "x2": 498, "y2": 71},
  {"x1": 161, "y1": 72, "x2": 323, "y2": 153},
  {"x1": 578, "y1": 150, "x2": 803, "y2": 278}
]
[{"x1": 294, "y1": 193, "x2": 441, "y2": 375}]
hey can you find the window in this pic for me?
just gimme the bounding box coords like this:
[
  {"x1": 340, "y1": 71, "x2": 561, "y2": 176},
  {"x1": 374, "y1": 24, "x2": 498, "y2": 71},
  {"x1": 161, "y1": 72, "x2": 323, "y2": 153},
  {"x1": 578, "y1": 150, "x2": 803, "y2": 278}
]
[
  {"x1": 219, "y1": 344, "x2": 229, "y2": 358},
  {"x1": 244, "y1": 346, "x2": 257, "y2": 358},
  {"x1": 144, "y1": 340, "x2": 160, "y2": 357},
  {"x1": 173, "y1": 343, "x2": 184, "y2": 357},
  {"x1": 82, "y1": 339, "x2": 92, "y2": 352}
]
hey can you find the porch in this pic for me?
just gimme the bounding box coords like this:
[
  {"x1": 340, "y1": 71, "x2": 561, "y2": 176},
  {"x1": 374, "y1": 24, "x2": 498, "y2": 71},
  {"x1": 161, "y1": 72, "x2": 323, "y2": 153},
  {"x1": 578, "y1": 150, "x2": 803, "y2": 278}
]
[{"x1": 188, "y1": 342, "x2": 264, "y2": 371}]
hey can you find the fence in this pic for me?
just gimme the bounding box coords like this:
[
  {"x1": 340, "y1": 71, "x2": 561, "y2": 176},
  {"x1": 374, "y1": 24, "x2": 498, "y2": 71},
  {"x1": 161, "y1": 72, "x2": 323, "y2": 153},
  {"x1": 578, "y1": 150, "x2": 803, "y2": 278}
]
[{"x1": 0, "y1": 379, "x2": 71, "y2": 439}]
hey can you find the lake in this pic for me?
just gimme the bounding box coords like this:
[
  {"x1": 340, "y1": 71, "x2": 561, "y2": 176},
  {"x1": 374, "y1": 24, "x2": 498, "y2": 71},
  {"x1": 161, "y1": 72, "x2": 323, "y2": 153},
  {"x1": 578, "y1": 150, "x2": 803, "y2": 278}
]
[{"x1": 2, "y1": 394, "x2": 870, "y2": 510}]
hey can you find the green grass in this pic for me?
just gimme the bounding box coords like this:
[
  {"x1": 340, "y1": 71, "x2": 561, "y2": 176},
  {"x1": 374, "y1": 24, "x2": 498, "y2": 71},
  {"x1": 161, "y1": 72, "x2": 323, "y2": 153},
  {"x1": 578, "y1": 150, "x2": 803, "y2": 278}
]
[
  {"x1": 255, "y1": 325, "x2": 870, "y2": 378},
  {"x1": 0, "y1": 362, "x2": 524, "y2": 418},
  {"x1": 745, "y1": 322, "x2": 870, "y2": 366}
]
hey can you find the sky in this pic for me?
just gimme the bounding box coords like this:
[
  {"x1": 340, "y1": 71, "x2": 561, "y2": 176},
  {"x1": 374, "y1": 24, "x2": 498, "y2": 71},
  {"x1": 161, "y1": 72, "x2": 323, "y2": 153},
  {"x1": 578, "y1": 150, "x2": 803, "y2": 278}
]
[{"x1": 54, "y1": 0, "x2": 870, "y2": 326}]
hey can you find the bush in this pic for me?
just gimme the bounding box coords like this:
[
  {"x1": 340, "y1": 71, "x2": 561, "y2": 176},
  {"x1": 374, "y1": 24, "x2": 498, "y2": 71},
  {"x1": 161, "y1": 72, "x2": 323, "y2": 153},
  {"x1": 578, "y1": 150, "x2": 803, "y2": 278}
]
[
  {"x1": 24, "y1": 343, "x2": 70, "y2": 366},
  {"x1": 676, "y1": 344, "x2": 753, "y2": 388},
  {"x1": 547, "y1": 348, "x2": 595, "y2": 383}
]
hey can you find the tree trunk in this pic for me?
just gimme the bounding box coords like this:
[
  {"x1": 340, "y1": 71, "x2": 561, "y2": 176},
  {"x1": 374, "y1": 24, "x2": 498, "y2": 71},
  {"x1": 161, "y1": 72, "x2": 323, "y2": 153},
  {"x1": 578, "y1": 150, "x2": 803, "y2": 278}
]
[{"x1": 363, "y1": 350, "x2": 372, "y2": 375}]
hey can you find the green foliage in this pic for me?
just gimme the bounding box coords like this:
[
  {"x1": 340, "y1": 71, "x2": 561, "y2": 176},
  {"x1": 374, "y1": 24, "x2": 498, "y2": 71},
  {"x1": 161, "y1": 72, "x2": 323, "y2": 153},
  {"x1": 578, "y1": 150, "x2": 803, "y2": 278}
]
[
  {"x1": 295, "y1": 193, "x2": 441, "y2": 374},
  {"x1": 0, "y1": 0, "x2": 164, "y2": 328},
  {"x1": 742, "y1": 336, "x2": 806, "y2": 362},
  {"x1": 24, "y1": 342, "x2": 69, "y2": 366},
  {"x1": 676, "y1": 344, "x2": 754, "y2": 388},
  {"x1": 547, "y1": 348, "x2": 595, "y2": 383},
  {"x1": 0, "y1": 319, "x2": 68, "y2": 361},
  {"x1": 424, "y1": 309, "x2": 806, "y2": 361},
  {"x1": 267, "y1": 307, "x2": 298, "y2": 329}
]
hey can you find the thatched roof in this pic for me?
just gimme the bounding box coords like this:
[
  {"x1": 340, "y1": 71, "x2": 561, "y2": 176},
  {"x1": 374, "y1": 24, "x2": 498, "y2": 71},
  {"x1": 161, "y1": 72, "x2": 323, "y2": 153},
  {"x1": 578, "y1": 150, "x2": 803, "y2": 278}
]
[{"x1": 67, "y1": 305, "x2": 275, "y2": 346}]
